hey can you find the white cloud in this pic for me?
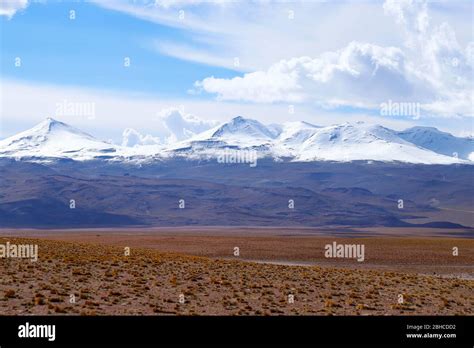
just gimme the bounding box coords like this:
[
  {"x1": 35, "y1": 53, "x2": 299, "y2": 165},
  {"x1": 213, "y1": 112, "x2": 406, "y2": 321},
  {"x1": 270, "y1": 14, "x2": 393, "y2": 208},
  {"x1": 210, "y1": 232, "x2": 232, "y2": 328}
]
[
  {"x1": 157, "y1": 107, "x2": 218, "y2": 143},
  {"x1": 152, "y1": 0, "x2": 227, "y2": 9},
  {"x1": 194, "y1": 0, "x2": 474, "y2": 118},
  {"x1": 92, "y1": 0, "x2": 473, "y2": 88},
  {"x1": 0, "y1": 0, "x2": 29, "y2": 18},
  {"x1": 92, "y1": 0, "x2": 223, "y2": 35},
  {"x1": 122, "y1": 128, "x2": 161, "y2": 147},
  {"x1": 195, "y1": 42, "x2": 411, "y2": 106},
  {"x1": 152, "y1": 40, "x2": 246, "y2": 71},
  {"x1": 94, "y1": 1, "x2": 407, "y2": 72},
  {"x1": 383, "y1": 0, "x2": 430, "y2": 41}
]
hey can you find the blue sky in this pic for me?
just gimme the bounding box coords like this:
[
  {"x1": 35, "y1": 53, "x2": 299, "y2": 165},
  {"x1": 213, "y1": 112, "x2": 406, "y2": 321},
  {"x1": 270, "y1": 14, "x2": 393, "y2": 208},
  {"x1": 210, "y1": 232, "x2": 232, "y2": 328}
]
[
  {"x1": 1, "y1": 1, "x2": 238, "y2": 97},
  {"x1": 0, "y1": 0, "x2": 472, "y2": 144}
]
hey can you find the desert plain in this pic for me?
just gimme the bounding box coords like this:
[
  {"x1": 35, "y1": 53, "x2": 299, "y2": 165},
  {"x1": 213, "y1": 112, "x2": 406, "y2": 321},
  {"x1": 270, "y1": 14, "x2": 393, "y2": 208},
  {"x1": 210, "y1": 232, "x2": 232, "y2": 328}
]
[{"x1": 0, "y1": 227, "x2": 473, "y2": 315}]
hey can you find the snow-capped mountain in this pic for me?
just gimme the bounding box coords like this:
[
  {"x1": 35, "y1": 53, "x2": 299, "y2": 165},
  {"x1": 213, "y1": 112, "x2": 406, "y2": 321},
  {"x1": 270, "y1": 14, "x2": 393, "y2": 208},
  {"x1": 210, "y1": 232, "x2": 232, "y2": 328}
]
[
  {"x1": 167, "y1": 116, "x2": 276, "y2": 159},
  {"x1": 173, "y1": 117, "x2": 465, "y2": 164},
  {"x1": 212, "y1": 116, "x2": 277, "y2": 140},
  {"x1": 398, "y1": 127, "x2": 474, "y2": 160},
  {"x1": 0, "y1": 117, "x2": 470, "y2": 164},
  {"x1": 294, "y1": 122, "x2": 462, "y2": 164},
  {"x1": 0, "y1": 118, "x2": 120, "y2": 161},
  {"x1": 174, "y1": 116, "x2": 275, "y2": 148},
  {"x1": 273, "y1": 121, "x2": 321, "y2": 156}
]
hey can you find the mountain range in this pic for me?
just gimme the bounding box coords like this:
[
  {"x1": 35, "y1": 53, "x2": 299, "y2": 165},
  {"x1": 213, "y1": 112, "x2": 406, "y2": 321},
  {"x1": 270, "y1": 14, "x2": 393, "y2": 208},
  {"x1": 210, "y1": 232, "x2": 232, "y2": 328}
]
[
  {"x1": 0, "y1": 117, "x2": 472, "y2": 164},
  {"x1": 0, "y1": 117, "x2": 473, "y2": 229}
]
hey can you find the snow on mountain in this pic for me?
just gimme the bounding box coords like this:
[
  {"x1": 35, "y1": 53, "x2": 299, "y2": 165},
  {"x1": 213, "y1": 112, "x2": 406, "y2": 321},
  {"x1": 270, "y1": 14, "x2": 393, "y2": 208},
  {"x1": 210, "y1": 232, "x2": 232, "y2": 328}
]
[
  {"x1": 176, "y1": 118, "x2": 316, "y2": 150},
  {"x1": 0, "y1": 118, "x2": 121, "y2": 161},
  {"x1": 295, "y1": 122, "x2": 463, "y2": 164},
  {"x1": 212, "y1": 116, "x2": 276, "y2": 140},
  {"x1": 397, "y1": 127, "x2": 474, "y2": 160},
  {"x1": 169, "y1": 116, "x2": 276, "y2": 157},
  {"x1": 0, "y1": 117, "x2": 470, "y2": 164},
  {"x1": 273, "y1": 121, "x2": 320, "y2": 156},
  {"x1": 172, "y1": 118, "x2": 464, "y2": 164},
  {"x1": 265, "y1": 123, "x2": 284, "y2": 138}
]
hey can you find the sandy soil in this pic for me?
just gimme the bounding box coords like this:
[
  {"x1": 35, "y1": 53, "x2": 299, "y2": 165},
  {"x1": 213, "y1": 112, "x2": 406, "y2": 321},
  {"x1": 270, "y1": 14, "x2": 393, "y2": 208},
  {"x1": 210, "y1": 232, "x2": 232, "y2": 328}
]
[
  {"x1": 1, "y1": 227, "x2": 472, "y2": 277},
  {"x1": 0, "y1": 235, "x2": 473, "y2": 315}
]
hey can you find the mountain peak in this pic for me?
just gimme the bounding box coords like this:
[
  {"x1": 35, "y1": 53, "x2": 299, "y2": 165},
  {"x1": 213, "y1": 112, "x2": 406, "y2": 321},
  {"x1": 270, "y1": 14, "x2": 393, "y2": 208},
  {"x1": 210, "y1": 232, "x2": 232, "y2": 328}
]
[
  {"x1": 211, "y1": 116, "x2": 276, "y2": 140},
  {"x1": 22, "y1": 118, "x2": 98, "y2": 142},
  {"x1": 398, "y1": 126, "x2": 473, "y2": 159},
  {"x1": 402, "y1": 126, "x2": 443, "y2": 133},
  {"x1": 37, "y1": 117, "x2": 68, "y2": 132},
  {"x1": 0, "y1": 117, "x2": 117, "y2": 160},
  {"x1": 231, "y1": 116, "x2": 246, "y2": 122}
]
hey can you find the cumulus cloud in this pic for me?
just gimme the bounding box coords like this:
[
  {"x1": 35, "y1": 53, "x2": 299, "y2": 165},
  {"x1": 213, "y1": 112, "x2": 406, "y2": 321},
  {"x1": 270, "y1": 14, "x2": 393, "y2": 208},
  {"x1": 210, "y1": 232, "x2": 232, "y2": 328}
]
[
  {"x1": 157, "y1": 107, "x2": 217, "y2": 143},
  {"x1": 122, "y1": 128, "x2": 161, "y2": 147},
  {"x1": 196, "y1": 42, "x2": 412, "y2": 106},
  {"x1": 120, "y1": 108, "x2": 218, "y2": 146},
  {"x1": 0, "y1": 0, "x2": 29, "y2": 18},
  {"x1": 195, "y1": 0, "x2": 474, "y2": 118}
]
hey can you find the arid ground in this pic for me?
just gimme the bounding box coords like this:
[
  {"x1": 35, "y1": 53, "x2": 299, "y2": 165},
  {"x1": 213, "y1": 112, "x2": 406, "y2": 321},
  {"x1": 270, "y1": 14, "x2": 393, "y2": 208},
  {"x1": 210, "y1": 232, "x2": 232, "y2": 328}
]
[{"x1": 0, "y1": 227, "x2": 473, "y2": 315}]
